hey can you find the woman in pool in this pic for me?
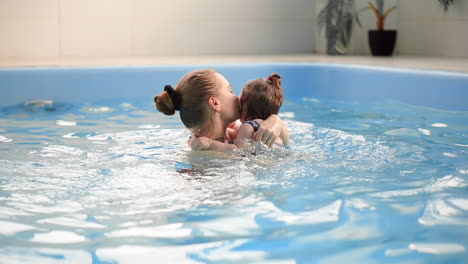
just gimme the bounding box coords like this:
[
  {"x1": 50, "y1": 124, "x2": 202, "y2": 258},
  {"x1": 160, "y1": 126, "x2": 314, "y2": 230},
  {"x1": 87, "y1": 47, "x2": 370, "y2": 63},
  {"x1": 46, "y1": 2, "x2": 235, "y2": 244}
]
[
  {"x1": 154, "y1": 69, "x2": 288, "y2": 151},
  {"x1": 190, "y1": 73, "x2": 287, "y2": 152}
]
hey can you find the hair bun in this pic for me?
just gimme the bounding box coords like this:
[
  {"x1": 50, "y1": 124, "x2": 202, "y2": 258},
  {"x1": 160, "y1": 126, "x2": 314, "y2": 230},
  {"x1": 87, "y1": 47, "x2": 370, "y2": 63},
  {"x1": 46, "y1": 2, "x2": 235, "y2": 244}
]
[
  {"x1": 267, "y1": 73, "x2": 281, "y2": 81},
  {"x1": 267, "y1": 73, "x2": 281, "y2": 86},
  {"x1": 270, "y1": 73, "x2": 281, "y2": 79},
  {"x1": 164, "y1": 84, "x2": 181, "y2": 111}
]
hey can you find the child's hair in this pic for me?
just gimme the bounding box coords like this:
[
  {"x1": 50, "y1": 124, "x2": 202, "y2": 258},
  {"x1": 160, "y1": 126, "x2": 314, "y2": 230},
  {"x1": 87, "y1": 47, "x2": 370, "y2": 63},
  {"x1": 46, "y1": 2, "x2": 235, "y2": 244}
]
[
  {"x1": 154, "y1": 69, "x2": 218, "y2": 129},
  {"x1": 239, "y1": 73, "x2": 283, "y2": 120}
]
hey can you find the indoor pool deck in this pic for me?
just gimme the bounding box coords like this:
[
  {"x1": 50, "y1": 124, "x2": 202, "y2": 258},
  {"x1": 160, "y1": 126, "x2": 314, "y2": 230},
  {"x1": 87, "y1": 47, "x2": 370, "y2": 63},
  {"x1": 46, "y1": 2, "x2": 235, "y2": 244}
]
[{"x1": 1, "y1": 55, "x2": 468, "y2": 73}]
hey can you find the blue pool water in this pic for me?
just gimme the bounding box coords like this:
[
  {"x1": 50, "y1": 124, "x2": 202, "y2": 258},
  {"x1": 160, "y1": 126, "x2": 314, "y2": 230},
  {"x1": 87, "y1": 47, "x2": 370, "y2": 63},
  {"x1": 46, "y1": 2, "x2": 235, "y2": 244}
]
[{"x1": 0, "y1": 64, "x2": 467, "y2": 263}]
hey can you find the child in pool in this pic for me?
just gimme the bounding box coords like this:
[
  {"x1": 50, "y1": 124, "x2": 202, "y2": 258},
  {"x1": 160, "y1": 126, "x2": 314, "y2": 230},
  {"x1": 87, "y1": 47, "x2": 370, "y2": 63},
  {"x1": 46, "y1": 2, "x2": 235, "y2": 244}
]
[
  {"x1": 190, "y1": 73, "x2": 287, "y2": 152},
  {"x1": 155, "y1": 69, "x2": 288, "y2": 151}
]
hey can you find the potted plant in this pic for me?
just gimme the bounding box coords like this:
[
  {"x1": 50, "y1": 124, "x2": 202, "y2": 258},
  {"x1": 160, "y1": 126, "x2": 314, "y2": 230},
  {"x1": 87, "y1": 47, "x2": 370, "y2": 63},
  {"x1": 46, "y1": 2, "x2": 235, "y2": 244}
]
[
  {"x1": 317, "y1": 0, "x2": 455, "y2": 56},
  {"x1": 438, "y1": 0, "x2": 454, "y2": 11},
  {"x1": 317, "y1": 0, "x2": 357, "y2": 55},
  {"x1": 367, "y1": 0, "x2": 397, "y2": 56},
  {"x1": 367, "y1": 0, "x2": 454, "y2": 56}
]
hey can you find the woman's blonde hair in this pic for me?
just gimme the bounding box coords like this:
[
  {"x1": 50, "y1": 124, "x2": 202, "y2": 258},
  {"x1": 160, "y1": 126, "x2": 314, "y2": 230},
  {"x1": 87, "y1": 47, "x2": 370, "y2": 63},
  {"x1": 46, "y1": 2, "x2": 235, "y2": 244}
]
[
  {"x1": 239, "y1": 73, "x2": 283, "y2": 121},
  {"x1": 154, "y1": 69, "x2": 218, "y2": 129}
]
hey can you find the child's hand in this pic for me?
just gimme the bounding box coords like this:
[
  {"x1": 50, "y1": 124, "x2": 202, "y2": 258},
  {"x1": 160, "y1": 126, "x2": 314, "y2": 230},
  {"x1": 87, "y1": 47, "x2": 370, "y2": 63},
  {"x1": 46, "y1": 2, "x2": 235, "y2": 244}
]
[{"x1": 190, "y1": 136, "x2": 212, "y2": 151}]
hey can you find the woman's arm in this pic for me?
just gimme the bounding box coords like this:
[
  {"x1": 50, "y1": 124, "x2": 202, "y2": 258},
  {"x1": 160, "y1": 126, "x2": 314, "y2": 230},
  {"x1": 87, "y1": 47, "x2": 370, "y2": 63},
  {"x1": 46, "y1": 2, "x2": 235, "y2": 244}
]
[
  {"x1": 190, "y1": 136, "x2": 237, "y2": 152},
  {"x1": 253, "y1": 114, "x2": 289, "y2": 147},
  {"x1": 279, "y1": 124, "x2": 289, "y2": 146}
]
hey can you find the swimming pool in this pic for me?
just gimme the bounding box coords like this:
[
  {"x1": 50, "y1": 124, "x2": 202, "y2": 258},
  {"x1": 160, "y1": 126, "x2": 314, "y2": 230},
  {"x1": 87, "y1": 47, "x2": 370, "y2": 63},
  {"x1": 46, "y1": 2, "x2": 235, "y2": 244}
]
[{"x1": 0, "y1": 63, "x2": 467, "y2": 263}]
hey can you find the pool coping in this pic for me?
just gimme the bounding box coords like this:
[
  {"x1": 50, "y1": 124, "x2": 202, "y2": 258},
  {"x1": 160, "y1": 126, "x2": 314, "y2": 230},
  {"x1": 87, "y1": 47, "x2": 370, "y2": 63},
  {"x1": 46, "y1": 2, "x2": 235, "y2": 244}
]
[{"x1": 1, "y1": 54, "x2": 468, "y2": 73}]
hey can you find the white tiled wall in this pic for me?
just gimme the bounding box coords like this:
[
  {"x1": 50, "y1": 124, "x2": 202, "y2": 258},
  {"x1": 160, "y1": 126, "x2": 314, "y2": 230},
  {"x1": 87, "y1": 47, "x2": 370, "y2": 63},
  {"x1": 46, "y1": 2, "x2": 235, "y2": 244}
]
[
  {"x1": 397, "y1": 0, "x2": 468, "y2": 57},
  {"x1": 0, "y1": 0, "x2": 59, "y2": 57},
  {"x1": 59, "y1": 0, "x2": 133, "y2": 56},
  {"x1": 0, "y1": 0, "x2": 466, "y2": 58},
  {"x1": 0, "y1": 0, "x2": 315, "y2": 57}
]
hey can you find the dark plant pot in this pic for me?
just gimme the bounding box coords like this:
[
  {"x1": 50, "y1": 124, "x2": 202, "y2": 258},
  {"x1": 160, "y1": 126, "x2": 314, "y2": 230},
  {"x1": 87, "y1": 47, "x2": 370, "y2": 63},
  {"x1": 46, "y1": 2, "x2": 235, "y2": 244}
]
[{"x1": 368, "y1": 30, "x2": 397, "y2": 56}]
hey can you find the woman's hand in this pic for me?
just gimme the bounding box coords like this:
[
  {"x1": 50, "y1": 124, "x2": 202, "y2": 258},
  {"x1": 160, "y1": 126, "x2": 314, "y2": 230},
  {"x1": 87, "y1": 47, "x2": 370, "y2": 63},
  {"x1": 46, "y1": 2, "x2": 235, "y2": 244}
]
[
  {"x1": 190, "y1": 136, "x2": 212, "y2": 151},
  {"x1": 253, "y1": 114, "x2": 289, "y2": 147}
]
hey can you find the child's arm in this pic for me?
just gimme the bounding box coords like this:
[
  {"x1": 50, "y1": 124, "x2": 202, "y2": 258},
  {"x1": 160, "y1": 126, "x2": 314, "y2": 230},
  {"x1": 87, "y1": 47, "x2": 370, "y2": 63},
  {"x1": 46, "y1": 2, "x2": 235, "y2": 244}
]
[
  {"x1": 235, "y1": 123, "x2": 256, "y2": 149},
  {"x1": 190, "y1": 136, "x2": 238, "y2": 152},
  {"x1": 226, "y1": 119, "x2": 242, "y2": 143}
]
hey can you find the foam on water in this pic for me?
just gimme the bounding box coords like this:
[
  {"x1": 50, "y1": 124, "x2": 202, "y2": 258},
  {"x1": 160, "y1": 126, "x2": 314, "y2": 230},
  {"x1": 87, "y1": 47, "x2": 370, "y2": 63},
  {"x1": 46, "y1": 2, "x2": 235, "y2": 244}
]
[
  {"x1": 31, "y1": 230, "x2": 86, "y2": 244},
  {"x1": 0, "y1": 98, "x2": 467, "y2": 263}
]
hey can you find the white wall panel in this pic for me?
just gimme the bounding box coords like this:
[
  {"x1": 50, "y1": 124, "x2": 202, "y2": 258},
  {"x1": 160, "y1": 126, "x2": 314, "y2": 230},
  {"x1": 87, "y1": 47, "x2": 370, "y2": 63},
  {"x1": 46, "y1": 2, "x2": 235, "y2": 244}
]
[{"x1": 1, "y1": 0, "x2": 466, "y2": 58}]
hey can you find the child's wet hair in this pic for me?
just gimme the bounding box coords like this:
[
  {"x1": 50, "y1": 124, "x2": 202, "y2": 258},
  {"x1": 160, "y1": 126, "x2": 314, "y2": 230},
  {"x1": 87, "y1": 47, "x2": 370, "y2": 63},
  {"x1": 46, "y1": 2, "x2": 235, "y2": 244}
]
[{"x1": 239, "y1": 73, "x2": 283, "y2": 121}]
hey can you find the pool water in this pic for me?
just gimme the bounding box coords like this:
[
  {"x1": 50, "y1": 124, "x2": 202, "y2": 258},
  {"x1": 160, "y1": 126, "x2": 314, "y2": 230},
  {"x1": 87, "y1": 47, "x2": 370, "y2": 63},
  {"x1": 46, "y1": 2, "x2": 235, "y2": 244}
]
[{"x1": 0, "y1": 96, "x2": 467, "y2": 263}]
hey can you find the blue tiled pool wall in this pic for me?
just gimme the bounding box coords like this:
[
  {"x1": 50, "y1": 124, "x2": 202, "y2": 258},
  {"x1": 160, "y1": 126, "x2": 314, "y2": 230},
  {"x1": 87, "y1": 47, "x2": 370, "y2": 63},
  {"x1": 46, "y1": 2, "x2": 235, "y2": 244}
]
[{"x1": 1, "y1": 63, "x2": 467, "y2": 111}]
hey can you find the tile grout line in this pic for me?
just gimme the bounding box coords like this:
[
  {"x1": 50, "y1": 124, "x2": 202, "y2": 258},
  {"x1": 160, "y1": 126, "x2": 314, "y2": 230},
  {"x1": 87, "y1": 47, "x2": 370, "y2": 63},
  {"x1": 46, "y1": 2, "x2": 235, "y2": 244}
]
[{"x1": 57, "y1": 0, "x2": 62, "y2": 59}]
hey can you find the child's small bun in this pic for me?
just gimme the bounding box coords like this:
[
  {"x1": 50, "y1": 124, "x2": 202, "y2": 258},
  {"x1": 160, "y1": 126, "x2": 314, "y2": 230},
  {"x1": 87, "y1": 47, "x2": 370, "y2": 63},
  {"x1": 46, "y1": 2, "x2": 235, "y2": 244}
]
[
  {"x1": 154, "y1": 85, "x2": 180, "y2": 115},
  {"x1": 267, "y1": 73, "x2": 281, "y2": 86}
]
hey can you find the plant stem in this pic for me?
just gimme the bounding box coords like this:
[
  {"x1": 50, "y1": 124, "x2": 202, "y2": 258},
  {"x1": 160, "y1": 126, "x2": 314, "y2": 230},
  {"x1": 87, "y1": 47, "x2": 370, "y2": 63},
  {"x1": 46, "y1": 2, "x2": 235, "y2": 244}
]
[
  {"x1": 382, "y1": 6, "x2": 397, "y2": 22},
  {"x1": 368, "y1": 1, "x2": 397, "y2": 31},
  {"x1": 368, "y1": 2, "x2": 383, "y2": 31}
]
